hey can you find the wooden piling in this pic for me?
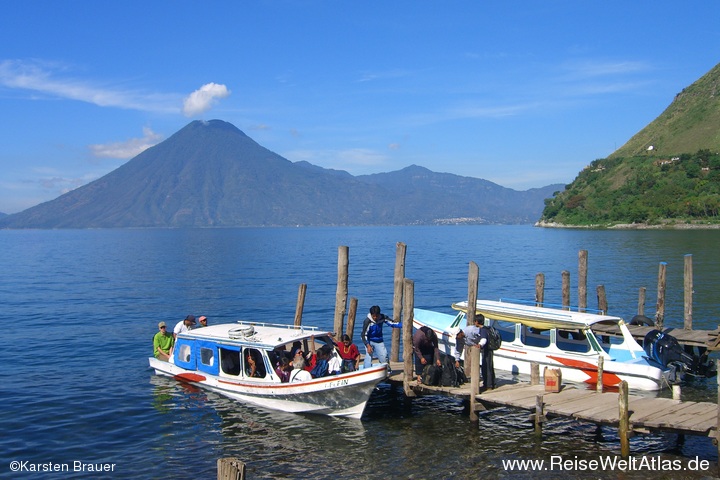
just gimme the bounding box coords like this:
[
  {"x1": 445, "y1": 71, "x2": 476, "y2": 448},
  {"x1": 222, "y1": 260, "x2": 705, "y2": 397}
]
[
  {"x1": 534, "y1": 394, "x2": 545, "y2": 435},
  {"x1": 346, "y1": 297, "x2": 358, "y2": 339},
  {"x1": 655, "y1": 262, "x2": 667, "y2": 329},
  {"x1": 391, "y1": 242, "x2": 407, "y2": 362},
  {"x1": 684, "y1": 254, "x2": 693, "y2": 330},
  {"x1": 535, "y1": 273, "x2": 545, "y2": 307},
  {"x1": 596, "y1": 285, "x2": 607, "y2": 314},
  {"x1": 561, "y1": 271, "x2": 570, "y2": 310},
  {"x1": 530, "y1": 362, "x2": 540, "y2": 385},
  {"x1": 467, "y1": 261, "x2": 479, "y2": 326},
  {"x1": 578, "y1": 250, "x2": 588, "y2": 312},
  {"x1": 294, "y1": 283, "x2": 307, "y2": 327},
  {"x1": 333, "y1": 246, "x2": 349, "y2": 338},
  {"x1": 637, "y1": 287, "x2": 646, "y2": 316},
  {"x1": 596, "y1": 355, "x2": 604, "y2": 393},
  {"x1": 402, "y1": 278, "x2": 416, "y2": 398},
  {"x1": 469, "y1": 346, "x2": 481, "y2": 421},
  {"x1": 618, "y1": 380, "x2": 630, "y2": 458},
  {"x1": 217, "y1": 457, "x2": 245, "y2": 480}
]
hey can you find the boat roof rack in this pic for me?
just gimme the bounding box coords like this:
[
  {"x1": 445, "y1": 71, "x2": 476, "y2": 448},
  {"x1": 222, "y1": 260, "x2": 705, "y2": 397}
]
[{"x1": 234, "y1": 320, "x2": 320, "y2": 332}]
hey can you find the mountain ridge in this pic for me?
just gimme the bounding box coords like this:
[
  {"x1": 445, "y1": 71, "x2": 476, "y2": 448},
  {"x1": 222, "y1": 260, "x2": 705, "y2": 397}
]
[{"x1": 0, "y1": 120, "x2": 561, "y2": 228}]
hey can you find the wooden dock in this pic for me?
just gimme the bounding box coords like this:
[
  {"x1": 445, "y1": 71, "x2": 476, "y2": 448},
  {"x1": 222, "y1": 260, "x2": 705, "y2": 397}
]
[
  {"x1": 388, "y1": 361, "x2": 719, "y2": 444},
  {"x1": 592, "y1": 322, "x2": 720, "y2": 351}
]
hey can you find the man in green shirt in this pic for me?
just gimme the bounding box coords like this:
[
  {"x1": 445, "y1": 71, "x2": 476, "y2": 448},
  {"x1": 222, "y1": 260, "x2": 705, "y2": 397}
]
[{"x1": 153, "y1": 322, "x2": 175, "y2": 361}]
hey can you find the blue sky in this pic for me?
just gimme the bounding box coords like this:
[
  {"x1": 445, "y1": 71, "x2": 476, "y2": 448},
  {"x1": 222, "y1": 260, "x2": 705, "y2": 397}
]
[{"x1": 1, "y1": 2, "x2": 719, "y2": 214}]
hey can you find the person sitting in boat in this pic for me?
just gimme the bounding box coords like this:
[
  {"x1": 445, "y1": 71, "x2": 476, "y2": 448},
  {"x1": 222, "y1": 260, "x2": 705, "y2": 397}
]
[
  {"x1": 336, "y1": 334, "x2": 360, "y2": 372},
  {"x1": 153, "y1": 321, "x2": 174, "y2": 362},
  {"x1": 275, "y1": 357, "x2": 292, "y2": 383},
  {"x1": 173, "y1": 314, "x2": 196, "y2": 340},
  {"x1": 245, "y1": 349, "x2": 265, "y2": 378},
  {"x1": 322, "y1": 342, "x2": 342, "y2": 375},
  {"x1": 413, "y1": 326, "x2": 442, "y2": 383},
  {"x1": 290, "y1": 356, "x2": 312, "y2": 382},
  {"x1": 310, "y1": 347, "x2": 330, "y2": 378},
  {"x1": 361, "y1": 305, "x2": 402, "y2": 369},
  {"x1": 197, "y1": 316, "x2": 208, "y2": 328},
  {"x1": 290, "y1": 341, "x2": 303, "y2": 358}
]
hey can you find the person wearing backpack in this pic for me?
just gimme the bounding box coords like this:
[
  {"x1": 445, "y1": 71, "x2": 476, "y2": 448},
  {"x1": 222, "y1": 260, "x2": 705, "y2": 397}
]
[
  {"x1": 477, "y1": 315, "x2": 496, "y2": 390},
  {"x1": 412, "y1": 326, "x2": 442, "y2": 384}
]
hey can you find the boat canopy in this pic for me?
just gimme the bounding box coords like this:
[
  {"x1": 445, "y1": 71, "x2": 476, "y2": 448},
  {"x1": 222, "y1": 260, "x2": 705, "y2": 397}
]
[{"x1": 451, "y1": 300, "x2": 626, "y2": 331}]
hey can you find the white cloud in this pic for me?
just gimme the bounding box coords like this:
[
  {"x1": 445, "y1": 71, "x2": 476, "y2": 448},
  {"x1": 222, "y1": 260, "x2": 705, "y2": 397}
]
[
  {"x1": 0, "y1": 59, "x2": 179, "y2": 113},
  {"x1": 89, "y1": 127, "x2": 163, "y2": 159},
  {"x1": 182, "y1": 83, "x2": 231, "y2": 117}
]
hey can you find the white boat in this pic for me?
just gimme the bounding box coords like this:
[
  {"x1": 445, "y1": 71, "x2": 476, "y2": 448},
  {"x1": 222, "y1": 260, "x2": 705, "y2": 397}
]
[
  {"x1": 149, "y1": 322, "x2": 388, "y2": 419},
  {"x1": 413, "y1": 299, "x2": 671, "y2": 391}
]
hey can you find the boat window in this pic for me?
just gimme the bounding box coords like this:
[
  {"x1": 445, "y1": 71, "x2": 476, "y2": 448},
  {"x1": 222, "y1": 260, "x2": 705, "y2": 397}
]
[
  {"x1": 220, "y1": 348, "x2": 241, "y2": 376},
  {"x1": 493, "y1": 320, "x2": 516, "y2": 342},
  {"x1": 556, "y1": 329, "x2": 591, "y2": 353},
  {"x1": 521, "y1": 326, "x2": 551, "y2": 348},
  {"x1": 200, "y1": 347, "x2": 215, "y2": 366},
  {"x1": 244, "y1": 348, "x2": 267, "y2": 378},
  {"x1": 178, "y1": 344, "x2": 192, "y2": 363}
]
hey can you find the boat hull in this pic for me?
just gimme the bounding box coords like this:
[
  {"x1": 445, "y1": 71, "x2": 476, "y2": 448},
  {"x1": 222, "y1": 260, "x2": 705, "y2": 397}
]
[{"x1": 149, "y1": 358, "x2": 387, "y2": 419}]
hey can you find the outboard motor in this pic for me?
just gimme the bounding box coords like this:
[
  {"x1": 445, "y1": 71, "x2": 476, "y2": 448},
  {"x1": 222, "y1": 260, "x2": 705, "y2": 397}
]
[{"x1": 643, "y1": 330, "x2": 715, "y2": 381}]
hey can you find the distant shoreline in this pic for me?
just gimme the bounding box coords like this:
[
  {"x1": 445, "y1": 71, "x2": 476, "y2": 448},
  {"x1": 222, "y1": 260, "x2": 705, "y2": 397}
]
[{"x1": 535, "y1": 221, "x2": 720, "y2": 230}]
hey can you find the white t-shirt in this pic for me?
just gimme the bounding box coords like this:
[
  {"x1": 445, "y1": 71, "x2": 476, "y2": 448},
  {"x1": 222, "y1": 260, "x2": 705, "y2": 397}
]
[
  {"x1": 174, "y1": 320, "x2": 190, "y2": 336},
  {"x1": 290, "y1": 368, "x2": 312, "y2": 382}
]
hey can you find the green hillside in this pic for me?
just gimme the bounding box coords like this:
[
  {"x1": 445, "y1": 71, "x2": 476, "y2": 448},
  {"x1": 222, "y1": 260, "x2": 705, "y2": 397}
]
[{"x1": 540, "y1": 62, "x2": 720, "y2": 227}]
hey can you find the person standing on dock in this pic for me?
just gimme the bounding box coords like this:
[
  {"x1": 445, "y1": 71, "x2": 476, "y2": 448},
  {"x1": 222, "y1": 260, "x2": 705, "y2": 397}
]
[
  {"x1": 361, "y1": 305, "x2": 401, "y2": 369},
  {"x1": 477, "y1": 316, "x2": 496, "y2": 390}
]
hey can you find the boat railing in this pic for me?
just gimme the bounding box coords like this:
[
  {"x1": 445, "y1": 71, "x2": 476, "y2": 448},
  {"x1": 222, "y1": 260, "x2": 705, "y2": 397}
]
[{"x1": 234, "y1": 320, "x2": 320, "y2": 332}]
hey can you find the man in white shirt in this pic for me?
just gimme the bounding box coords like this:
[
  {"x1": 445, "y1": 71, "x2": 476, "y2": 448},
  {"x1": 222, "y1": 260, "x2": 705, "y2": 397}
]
[{"x1": 173, "y1": 315, "x2": 196, "y2": 339}]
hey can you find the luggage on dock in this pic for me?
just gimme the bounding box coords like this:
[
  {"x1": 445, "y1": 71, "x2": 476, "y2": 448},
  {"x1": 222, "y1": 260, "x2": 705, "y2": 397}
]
[
  {"x1": 440, "y1": 354, "x2": 457, "y2": 387},
  {"x1": 422, "y1": 364, "x2": 442, "y2": 386}
]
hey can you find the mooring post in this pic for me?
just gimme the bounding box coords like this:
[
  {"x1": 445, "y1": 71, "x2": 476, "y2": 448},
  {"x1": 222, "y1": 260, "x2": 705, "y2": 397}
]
[
  {"x1": 672, "y1": 384, "x2": 681, "y2": 400},
  {"x1": 534, "y1": 394, "x2": 545, "y2": 436},
  {"x1": 655, "y1": 262, "x2": 667, "y2": 329},
  {"x1": 637, "y1": 287, "x2": 646, "y2": 316},
  {"x1": 561, "y1": 271, "x2": 570, "y2": 310},
  {"x1": 402, "y1": 278, "x2": 416, "y2": 398},
  {"x1": 578, "y1": 250, "x2": 588, "y2": 312},
  {"x1": 530, "y1": 362, "x2": 540, "y2": 385},
  {"x1": 469, "y1": 346, "x2": 481, "y2": 421},
  {"x1": 684, "y1": 254, "x2": 693, "y2": 330},
  {"x1": 334, "y1": 246, "x2": 349, "y2": 338},
  {"x1": 217, "y1": 457, "x2": 245, "y2": 480},
  {"x1": 391, "y1": 242, "x2": 407, "y2": 362},
  {"x1": 596, "y1": 285, "x2": 608, "y2": 314},
  {"x1": 294, "y1": 283, "x2": 307, "y2": 327},
  {"x1": 619, "y1": 380, "x2": 630, "y2": 459},
  {"x1": 467, "y1": 261, "x2": 479, "y2": 326},
  {"x1": 535, "y1": 273, "x2": 545, "y2": 307},
  {"x1": 346, "y1": 297, "x2": 358, "y2": 339},
  {"x1": 596, "y1": 355, "x2": 604, "y2": 393}
]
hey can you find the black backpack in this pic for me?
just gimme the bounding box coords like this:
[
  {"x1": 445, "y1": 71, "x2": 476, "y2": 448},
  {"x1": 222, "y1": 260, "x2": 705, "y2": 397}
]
[
  {"x1": 487, "y1": 326, "x2": 502, "y2": 351},
  {"x1": 440, "y1": 354, "x2": 458, "y2": 387},
  {"x1": 422, "y1": 364, "x2": 442, "y2": 386}
]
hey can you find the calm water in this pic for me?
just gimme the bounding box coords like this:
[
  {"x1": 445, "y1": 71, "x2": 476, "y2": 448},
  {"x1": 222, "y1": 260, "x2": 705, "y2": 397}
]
[{"x1": 2, "y1": 225, "x2": 720, "y2": 479}]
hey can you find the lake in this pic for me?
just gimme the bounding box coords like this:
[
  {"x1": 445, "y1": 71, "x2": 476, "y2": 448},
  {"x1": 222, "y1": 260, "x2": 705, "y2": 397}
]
[{"x1": 2, "y1": 225, "x2": 719, "y2": 479}]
